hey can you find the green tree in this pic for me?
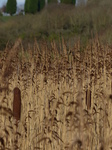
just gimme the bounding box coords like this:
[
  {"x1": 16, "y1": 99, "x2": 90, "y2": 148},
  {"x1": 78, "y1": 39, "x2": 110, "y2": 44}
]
[
  {"x1": 28, "y1": 0, "x2": 38, "y2": 14},
  {"x1": 24, "y1": 0, "x2": 29, "y2": 13},
  {"x1": 24, "y1": 0, "x2": 45, "y2": 14},
  {"x1": 48, "y1": 0, "x2": 57, "y2": 3},
  {"x1": 38, "y1": 0, "x2": 45, "y2": 12},
  {"x1": 6, "y1": 0, "x2": 17, "y2": 15},
  {"x1": 61, "y1": 0, "x2": 76, "y2": 5}
]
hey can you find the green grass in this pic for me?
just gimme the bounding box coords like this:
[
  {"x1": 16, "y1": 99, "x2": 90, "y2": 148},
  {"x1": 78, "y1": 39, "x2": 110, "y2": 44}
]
[{"x1": 0, "y1": 0, "x2": 112, "y2": 50}]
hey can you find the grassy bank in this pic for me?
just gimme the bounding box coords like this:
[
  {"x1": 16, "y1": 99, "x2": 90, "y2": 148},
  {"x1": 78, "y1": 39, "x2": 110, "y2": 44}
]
[{"x1": 0, "y1": 0, "x2": 112, "y2": 50}]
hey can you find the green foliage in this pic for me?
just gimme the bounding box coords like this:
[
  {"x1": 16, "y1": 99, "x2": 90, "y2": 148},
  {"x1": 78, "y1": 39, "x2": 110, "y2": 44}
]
[
  {"x1": 1, "y1": 0, "x2": 112, "y2": 50},
  {"x1": 24, "y1": 0, "x2": 29, "y2": 13},
  {"x1": 38, "y1": 0, "x2": 45, "y2": 12},
  {"x1": 24, "y1": 0, "x2": 45, "y2": 14},
  {"x1": 61, "y1": 0, "x2": 76, "y2": 5},
  {"x1": 28, "y1": 0, "x2": 38, "y2": 14},
  {"x1": 0, "y1": 38, "x2": 7, "y2": 50},
  {"x1": 6, "y1": 0, "x2": 17, "y2": 15},
  {"x1": 48, "y1": 0, "x2": 58, "y2": 3},
  {"x1": 0, "y1": 12, "x2": 2, "y2": 16}
]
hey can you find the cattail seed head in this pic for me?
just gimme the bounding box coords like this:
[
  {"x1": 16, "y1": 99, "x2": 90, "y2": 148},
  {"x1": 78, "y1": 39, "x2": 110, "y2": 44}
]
[{"x1": 13, "y1": 87, "x2": 21, "y2": 121}]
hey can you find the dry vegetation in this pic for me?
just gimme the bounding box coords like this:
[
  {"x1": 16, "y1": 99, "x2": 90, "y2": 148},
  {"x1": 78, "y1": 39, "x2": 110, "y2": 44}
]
[
  {"x1": 1, "y1": 0, "x2": 112, "y2": 50},
  {"x1": 0, "y1": 36, "x2": 112, "y2": 150}
]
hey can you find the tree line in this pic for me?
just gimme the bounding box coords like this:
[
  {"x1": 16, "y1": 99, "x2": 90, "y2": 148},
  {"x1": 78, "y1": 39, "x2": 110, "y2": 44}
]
[{"x1": 6, "y1": 0, "x2": 76, "y2": 15}]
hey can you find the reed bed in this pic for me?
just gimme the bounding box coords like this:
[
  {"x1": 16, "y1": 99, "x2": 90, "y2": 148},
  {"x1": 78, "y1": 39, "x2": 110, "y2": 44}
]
[{"x1": 0, "y1": 37, "x2": 112, "y2": 150}]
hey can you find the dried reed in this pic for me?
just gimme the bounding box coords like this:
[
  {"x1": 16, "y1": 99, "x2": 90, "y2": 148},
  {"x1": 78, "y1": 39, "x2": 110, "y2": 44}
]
[{"x1": 0, "y1": 37, "x2": 112, "y2": 149}]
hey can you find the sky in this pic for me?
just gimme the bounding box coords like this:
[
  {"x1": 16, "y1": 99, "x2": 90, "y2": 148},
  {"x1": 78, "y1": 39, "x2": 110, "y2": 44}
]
[
  {"x1": 0, "y1": 0, "x2": 25, "y2": 8},
  {"x1": 0, "y1": 0, "x2": 87, "y2": 8}
]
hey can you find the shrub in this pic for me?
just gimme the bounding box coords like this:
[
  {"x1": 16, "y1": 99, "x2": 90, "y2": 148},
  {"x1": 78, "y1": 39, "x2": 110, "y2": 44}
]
[
  {"x1": 6, "y1": 0, "x2": 17, "y2": 15},
  {"x1": 0, "y1": 12, "x2": 2, "y2": 16},
  {"x1": 61, "y1": 0, "x2": 76, "y2": 5}
]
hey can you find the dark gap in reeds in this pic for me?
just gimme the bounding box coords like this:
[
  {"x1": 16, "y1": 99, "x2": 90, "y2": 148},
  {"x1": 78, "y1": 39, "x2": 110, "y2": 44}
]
[
  {"x1": 76, "y1": 139, "x2": 82, "y2": 149},
  {"x1": 0, "y1": 106, "x2": 13, "y2": 116},
  {"x1": 13, "y1": 87, "x2": 21, "y2": 126},
  {"x1": 111, "y1": 80, "x2": 112, "y2": 94},
  {"x1": 100, "y1": 145, "x2": 104, "y2": 150},
  {"x1": 3, "y1": 66, "x2": 14, "y2": 79},
  {"x1": 109, "y1": 94, "x2": 112, "y2": 100},
  {"x1": 86, "y1": 89, "x2": 91, "y2": 110},
  {"x1": 0, "y1": 137, "x2": 5, "y2": 148},
  {"x1": 0, "y1": 86, "x2": 9, "y2": 93}
]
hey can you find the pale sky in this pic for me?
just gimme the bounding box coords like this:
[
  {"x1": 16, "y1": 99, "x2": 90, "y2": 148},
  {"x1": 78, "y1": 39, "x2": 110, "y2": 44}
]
[
  {"x1": 0, "y1": 0, "x2": 87, "y2": 8},
  {"x1": 0, "y1": 0, "x2": 25, "y2": 8}
]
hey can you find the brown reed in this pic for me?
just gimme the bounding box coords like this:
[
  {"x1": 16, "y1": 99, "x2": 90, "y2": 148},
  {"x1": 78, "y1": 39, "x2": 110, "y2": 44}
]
[{"x1": 0, "y1": 37, "x2": 112, "y2": 149}]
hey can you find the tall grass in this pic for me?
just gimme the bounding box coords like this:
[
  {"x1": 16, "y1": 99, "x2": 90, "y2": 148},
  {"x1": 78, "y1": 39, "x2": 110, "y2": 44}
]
[
  {"x1": 0, "y1": 37, "x2": 112, "y2": 149},
  {"x1": 0, "y1": 0, "x2": 112, "y2": 50}
]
